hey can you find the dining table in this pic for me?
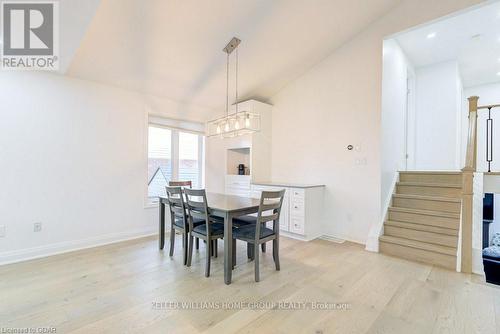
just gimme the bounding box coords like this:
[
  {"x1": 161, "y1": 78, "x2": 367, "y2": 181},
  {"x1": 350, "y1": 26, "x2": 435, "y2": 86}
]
[{"x1": 158, "y1": 192, "x2": 261, "y2": 285}]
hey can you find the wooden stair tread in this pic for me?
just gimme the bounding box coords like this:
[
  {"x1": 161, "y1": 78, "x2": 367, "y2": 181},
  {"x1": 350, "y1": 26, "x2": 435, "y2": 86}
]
[
  {"x1": 388, "y1": 206, "x2": 460, "y2": 219},
  {"x1": 385, "y1": 220, "x2": 458, "y2": 236},
  {"x1": 392, "y1": 194, "x2": 461, "y2": 203},
  {"x1": 399, "y1": 171, "x2": 461, "y2": 175},
  {"x1": 397, "y1": 182, "x2": 462, "y2": 188},
  {"x1": 379, "y1": 235, "x2": 457, "y2": 256}
]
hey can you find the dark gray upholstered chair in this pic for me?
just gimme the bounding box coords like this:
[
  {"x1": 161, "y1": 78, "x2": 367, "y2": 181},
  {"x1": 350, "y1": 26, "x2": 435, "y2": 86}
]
[
  {"x1": 165, "y1": 186, "x2": 204, "y2": 265},
  {"x1": 184, "y1": 188, "x2": 224, "y2": 277},
  {"x1": 232, "y1": 190, "x2": 285, "y2": 282}
]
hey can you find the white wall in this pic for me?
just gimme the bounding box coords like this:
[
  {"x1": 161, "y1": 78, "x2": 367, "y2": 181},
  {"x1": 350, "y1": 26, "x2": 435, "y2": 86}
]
[
  {"x1": 269, "y1": 0, "x2": 481, "y2": 246},
  {"x1": 0, "y1": 72, "x2": 211, "y2": 264},
  {"x1": 414, "y1": 61, "x2": 463, "y2": 170},
  {"x1": 381, "y1": 39, "x2": 415, "y2": 214},
  {"x1": 465, "y1": 82, "x2": 500, "y2": 172}
]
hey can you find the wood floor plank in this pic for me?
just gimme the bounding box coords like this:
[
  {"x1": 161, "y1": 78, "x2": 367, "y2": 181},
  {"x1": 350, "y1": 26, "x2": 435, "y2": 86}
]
[{"x1": 1, "y1": 235, "x2": 499, "y2": 334}]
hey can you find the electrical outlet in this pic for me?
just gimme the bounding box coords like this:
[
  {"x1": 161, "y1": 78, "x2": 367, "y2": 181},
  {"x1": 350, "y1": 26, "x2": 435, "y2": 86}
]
[
  {"x1": 34, "y1": 222, "x2": 42, "y2": 232},
  {"x1": 0, "y1": 225, "x2": 5, "y2": 237}
]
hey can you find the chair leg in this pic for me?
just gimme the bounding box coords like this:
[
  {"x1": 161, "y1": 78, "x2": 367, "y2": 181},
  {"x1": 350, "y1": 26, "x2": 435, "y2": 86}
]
[
  {"x1": 196, "y1": 238, "x2": 199, "y2": 250},
  {"x1": 254, "y1": 243, "x2": 260, "y2": 282},
  {"x1": 214, "y1": 239, "x2": 218, "y2": 258},
  {"x1": 169, "y1": 227, "x2": 175, "y2": 257},
  {"x1": 232, "y1": 239, "x2": 236, "y2": 269},
  {"x1": 205, "y1": 238, "x2": 211, "y2": 277},
  {"x1": 247, "y1": 243, "x2": 254, "y2": 260},
  {"x1": 261, "y1": 243, "x2": 266, "y2": 252},
  {"x1": 183, "y1": 232, "x2": 188, "y2": 265},
  {"x1": 187, "y1": 234, "x2": 194, "y2": 267},
  {"x1": 211, "y1": 240, "x2": 214, "y2": 257},
  {"x1": 273, "y1": 239, "x2": 280, "y2": 271}
]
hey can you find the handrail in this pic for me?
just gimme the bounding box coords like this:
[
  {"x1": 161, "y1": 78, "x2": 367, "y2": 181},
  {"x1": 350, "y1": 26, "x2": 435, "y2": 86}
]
[{"x1": 478, "y1": 104, "x2": 500, "y2": 110}]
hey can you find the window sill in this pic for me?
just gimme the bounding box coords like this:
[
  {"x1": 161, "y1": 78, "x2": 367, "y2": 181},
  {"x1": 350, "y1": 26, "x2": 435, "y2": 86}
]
[{"x1": 144, "y1": 202, "x2": 159, "y2": 209}]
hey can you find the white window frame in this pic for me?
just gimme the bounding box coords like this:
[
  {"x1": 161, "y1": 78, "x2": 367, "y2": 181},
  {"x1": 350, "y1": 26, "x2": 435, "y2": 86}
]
[{"x1": 145, "y1": 115, "x2": 205, "y2": 208}]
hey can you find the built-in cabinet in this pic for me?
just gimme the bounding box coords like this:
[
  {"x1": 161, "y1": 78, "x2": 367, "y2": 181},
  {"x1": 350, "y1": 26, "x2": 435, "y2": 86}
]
[
  {"x1": 251, "y1": 184, "x2": 324, "y2": 241},
  {"x1": 225, "y1": 175, "x2": 251, "y2": 197},
  {"x1": 208, "y1": 99, "x2": 324, "y2": 241}
]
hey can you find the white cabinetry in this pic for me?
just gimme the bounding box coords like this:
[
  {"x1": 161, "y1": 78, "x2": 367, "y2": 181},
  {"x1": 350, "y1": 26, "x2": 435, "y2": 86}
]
[
  {"x1": 251, "y1": 184, "x2": 324, "y2": 241},
  {"x1": 225, "y1": 175, "x2": 251, "y2": 197}
]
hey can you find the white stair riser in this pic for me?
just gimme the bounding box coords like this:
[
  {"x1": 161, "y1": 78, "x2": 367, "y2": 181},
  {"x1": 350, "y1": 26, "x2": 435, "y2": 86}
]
[
  {"x1": 392, "y1": 197, "x2": 460, "y2": 213},
  {"x1": 400, "y1": 173, "x2": 462, "y2": 185},
  {"x1": 388, "y1": 211, "x2": 459, "y2": 230},
  {"x1": 380, "y1": 241, "x2": 456, "y2": 270},
  {"x1": 384, "y1": 226, "x2": 457, "y2": 248}
]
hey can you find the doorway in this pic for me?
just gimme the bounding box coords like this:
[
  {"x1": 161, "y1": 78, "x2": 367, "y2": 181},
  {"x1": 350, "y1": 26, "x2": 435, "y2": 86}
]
[{"x1": 405, "y1": 69, "x2": 416, "y2": 171}]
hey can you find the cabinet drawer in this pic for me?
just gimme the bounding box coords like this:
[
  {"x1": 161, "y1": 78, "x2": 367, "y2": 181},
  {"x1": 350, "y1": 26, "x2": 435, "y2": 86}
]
[
  {"x1": 289, "y1": 216, "x2": 305, "y2": 235},
  {"x1": 290, "y1": 200, "x2": 305, "y2": 216},
  {"x1": 226, "y1": 175, "x2": 251, "y2": 186},
  {"x1": 290, "y1": 188, "x2": 305, "y2": 202}
]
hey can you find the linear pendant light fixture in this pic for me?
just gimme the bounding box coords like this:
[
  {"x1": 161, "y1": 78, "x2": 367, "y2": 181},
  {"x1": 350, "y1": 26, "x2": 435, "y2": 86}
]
[{"x1": 207, "y1": 37, "x2": 260, "y2": 138}]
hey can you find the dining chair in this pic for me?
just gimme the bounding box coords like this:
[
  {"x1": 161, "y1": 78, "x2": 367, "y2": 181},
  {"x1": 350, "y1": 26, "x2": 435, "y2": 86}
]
[
  {"x1": 165, "y1": 186, "x2": 204, "y2": 265},
  {"x1": 169, "y1": 180, "x2": 192, "y2": 188},
  {"x1": 184, "y1": 188, "x2": 225, "y2": 277},
  {"x1": 168, "y1": 180, "x2": 200, "y2": 250},
  {"x1": 232, "y1": 190, "x2": 285, "y2": 282}
]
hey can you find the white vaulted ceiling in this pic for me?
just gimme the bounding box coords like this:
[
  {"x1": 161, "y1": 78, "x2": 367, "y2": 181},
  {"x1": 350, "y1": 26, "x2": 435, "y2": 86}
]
[{"x1": 67, "y1": 0, "x2": 401, "y2": 111}]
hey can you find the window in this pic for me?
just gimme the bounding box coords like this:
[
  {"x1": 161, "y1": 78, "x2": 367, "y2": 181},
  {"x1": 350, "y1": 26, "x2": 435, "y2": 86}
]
[
  {"x1": 179, "y1": 131, "x2": 201, "y2": 188},
  {"x1": 147, "y1": 123, "x2": 204, "y2": 205},
  {"x1": 147, "y1": 126, "x2": 172, "y2": 199}
]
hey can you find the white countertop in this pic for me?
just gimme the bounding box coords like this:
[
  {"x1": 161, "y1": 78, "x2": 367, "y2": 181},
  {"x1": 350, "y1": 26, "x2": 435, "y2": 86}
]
[{"x1": 251, "y1": 181, "x2": 325, "y2": 189}]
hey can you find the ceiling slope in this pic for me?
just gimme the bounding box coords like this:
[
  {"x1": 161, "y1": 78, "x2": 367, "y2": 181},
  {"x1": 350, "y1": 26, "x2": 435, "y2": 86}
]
[{"x1": 67, "y1": 0, "x2": 401, "y2": 111}]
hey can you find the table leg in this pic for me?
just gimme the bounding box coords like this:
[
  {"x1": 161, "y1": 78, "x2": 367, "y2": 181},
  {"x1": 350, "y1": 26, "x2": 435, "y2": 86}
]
[
  {"x1": 224, "y1": 212, "x2": 233, "y2": 285},
  {"x1": 159, "y1": 201, "x2": 165, "y2": 250}
]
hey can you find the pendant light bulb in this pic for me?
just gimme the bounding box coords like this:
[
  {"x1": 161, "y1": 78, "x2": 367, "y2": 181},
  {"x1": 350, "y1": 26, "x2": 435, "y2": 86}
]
[
  {"x1": 245, "y1": 114, "x2": 250, "y2": 127},
  {"x1": 216, "y1": 124, "x2": 221, "y2": 134},
  {"x1": 224, "y1": 122, "x2": 230, "y2": 132},
  {"x1": 235, "y1": 119, "x2": 240, "y2": 130}
]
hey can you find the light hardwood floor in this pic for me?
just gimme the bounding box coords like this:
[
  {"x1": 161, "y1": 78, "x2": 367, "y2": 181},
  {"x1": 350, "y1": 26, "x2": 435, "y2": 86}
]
[{"x1": 1, "y1": 235, "x2": 499, "y2": 334}]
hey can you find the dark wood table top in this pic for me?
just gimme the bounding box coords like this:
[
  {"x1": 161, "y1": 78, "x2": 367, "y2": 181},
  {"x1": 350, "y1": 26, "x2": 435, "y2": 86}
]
[{"x1": 160, "y1": 192, "x2": 260, "y2": 213}]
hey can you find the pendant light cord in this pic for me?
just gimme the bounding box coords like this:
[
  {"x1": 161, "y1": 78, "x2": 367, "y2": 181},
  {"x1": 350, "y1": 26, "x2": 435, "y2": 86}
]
[
  {"x1": 226, "y1": 52, "x2": 229, "y2": 118},
  {"x1": 235, "y1": 47, "x2": 239, "y2": 115}
]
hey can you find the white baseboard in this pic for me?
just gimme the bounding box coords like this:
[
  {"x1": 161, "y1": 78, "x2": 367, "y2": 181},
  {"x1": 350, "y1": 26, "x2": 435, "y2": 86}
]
[
  {"x1": 0, "y1": 228, "x2": 157, "y2": 266},
  {"x1": 365, "y1": 172, "x2": 399, "y2": 253},
  {"x1": 365, "y1": 235, "x2": 380, "y2": 252}
]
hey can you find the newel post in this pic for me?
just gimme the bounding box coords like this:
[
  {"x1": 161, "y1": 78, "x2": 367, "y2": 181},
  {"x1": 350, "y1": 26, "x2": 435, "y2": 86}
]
[{"x1": 460, "y1": 96, "x2": 479, "y2": 273}]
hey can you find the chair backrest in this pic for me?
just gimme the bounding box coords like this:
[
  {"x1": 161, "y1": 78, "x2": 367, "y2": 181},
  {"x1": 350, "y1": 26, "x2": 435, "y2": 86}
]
[
  {"x1": 169, "y1": 180, "x2": 192, "y2": 188},
  {"x1": 255, "y1": 190, "x2": 286, "y2": 241},
  {"x1": 165, "y1": 186, "x2": 187, "y2": 229},
  {"x1": 183, "y1": 188, "x2": 210, "y2": 236}
]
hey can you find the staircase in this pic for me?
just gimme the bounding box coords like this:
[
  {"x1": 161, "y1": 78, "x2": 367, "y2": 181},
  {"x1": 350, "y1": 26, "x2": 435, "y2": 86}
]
[{"x1": 379, "y1": 171, "x2": 462, "y2": 270}]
